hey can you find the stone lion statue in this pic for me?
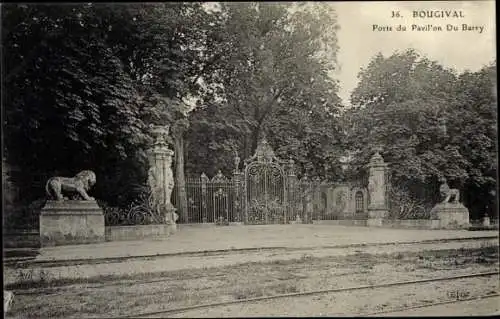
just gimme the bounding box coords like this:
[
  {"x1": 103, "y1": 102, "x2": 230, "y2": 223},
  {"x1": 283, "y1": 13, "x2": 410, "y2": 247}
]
[
  {"x1": 439, "y1": 177, "x2": 460, "y2": 204},
  {"x1": 45, "y1": 170, "x2": 96, "y2": 201}
]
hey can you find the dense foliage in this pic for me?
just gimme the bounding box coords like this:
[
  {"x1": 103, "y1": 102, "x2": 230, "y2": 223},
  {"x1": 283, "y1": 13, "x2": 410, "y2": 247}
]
[
  {"x1": 3, "y1": 3, "x2": 213, "y2": 208},
  {"x1": 344, "y1": 49, "x2": 497, "y2": 219},
  {"x1": 3, "y1": 3, "x2": 344, "y2": 227},
  {"x1": 185, "y1": 3, "x2": 344, "y2": 179}
]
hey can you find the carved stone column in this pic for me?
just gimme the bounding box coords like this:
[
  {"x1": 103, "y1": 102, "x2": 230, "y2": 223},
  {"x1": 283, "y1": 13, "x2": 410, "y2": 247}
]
[
  {"x1": 286, "y1": 158, "x2": 297, "y2": 224},
  {"x1": 147, "y1": 126, "x2": 178, "y2": 230},
  {"x1": 367, "y1": 148, "x2": 389, "y2": 227}
]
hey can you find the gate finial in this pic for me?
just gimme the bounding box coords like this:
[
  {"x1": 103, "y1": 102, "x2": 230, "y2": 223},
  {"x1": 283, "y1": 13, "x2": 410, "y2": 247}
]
[
  {"x1": 369, "y1": 146, "x2": 385, "y2": 166},
  {"x1": 212, "y1": 170, "x2": 227, "y2": 182},
  {"x1": 234, "y1": 153, "x2": 241, "y2": 172},
  {"x1": 254, "y1": 137, "x2": 277, "y2": 162}
]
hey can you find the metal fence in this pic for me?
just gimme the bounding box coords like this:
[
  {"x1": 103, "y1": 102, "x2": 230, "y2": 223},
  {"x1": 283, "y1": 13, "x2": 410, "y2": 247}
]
[
  {"x1": 172, "y1": 172, "x2": 369, "y2": 224},
  {"x1": 172, "y1": 171, "x2": 243, "y2": 223}
]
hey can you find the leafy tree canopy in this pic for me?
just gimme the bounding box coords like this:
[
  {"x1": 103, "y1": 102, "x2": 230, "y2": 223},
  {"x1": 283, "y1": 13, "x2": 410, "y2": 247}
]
[
  {"x1": 2, "y1": 3, "x2": 216, "y2": 205},
  {"x1": 344, "y1": 49, "x2": 496, "y2": 218},
  {"x1": 186, "y1": 2, "x2": 344, "y2": 179}
]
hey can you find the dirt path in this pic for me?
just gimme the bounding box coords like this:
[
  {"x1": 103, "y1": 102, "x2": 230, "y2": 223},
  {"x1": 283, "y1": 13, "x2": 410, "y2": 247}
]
[
  {"x1": 4, "y1": 238, "x2": 497, "y2": 286},
  {"x1": 5, "y1": 245, "x2": 498, "y2": 318}
]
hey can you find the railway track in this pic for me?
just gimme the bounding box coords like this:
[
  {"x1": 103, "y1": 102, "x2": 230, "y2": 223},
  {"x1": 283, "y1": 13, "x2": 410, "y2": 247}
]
[
  {"x1": 8, "y1": 240, "x2": 498, "y2": 297},
  {"x1": 6, "y1": 239, "x2": 498, "y2": 318},
  {"x1": 5, "y1": 235, "x2": 497, "y2": 269},
  {"x1": 118, "y1": 271, "x2": 499, "y2": 318},
  {"x1": 8, "y1": 240, "x2": 497, "y2": 296},
  {"x1": 359, "y1": 293, "x2": 499, "y2": 316}
]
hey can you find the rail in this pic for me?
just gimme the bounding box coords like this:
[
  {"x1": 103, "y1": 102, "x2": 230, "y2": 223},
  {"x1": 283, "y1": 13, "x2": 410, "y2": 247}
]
[
  {"x1": 359, "y1": 292, "x2": 499, "y2": 316},
  {"x1": 6, "y1": 235, "x2": 497, "y2": 269},
  {"x1": 120, "y1": 271, "x2": 499, "y2": 318}
]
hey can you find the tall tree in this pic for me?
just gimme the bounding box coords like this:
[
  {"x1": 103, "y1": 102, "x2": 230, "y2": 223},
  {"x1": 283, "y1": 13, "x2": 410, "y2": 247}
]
[
  {"x1": 3, "y1": 4, "x2": 146, "y2": 204},
  {"x1": 2, "y1": 3, "x2": 215, "y2": 207},
  {"x1": 449, "y1": 63, "x2": 497, "y2": 219},
  {"x1": 187, "y1": 2, "x2": 344, "y2": 178},
  {"x1": 171, "y1": 117, "x2": 190, "y2": 222},
  {"x1": 344, "y1": 49, "x2": 496, "y2": 219}
]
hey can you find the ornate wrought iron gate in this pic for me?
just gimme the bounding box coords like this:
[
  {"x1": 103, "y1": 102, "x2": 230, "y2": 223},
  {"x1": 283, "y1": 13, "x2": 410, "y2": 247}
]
[
  {"x1": 244, "y1": 139, "x2": 287, "y2": 224},
  {"x1": 173, "y1": 138, "x2": 371, "y2": 225}
]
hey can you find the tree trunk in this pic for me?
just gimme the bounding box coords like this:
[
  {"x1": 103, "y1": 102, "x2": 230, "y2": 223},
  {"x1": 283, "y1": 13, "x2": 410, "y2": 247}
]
[
  {"x1": 250, "y1": 126, "x2": 262, "y2": 155},
  {"x1": 244, "y1": 134, "x2": 251, "y2": 161},
  {"x1": 174, "y1": 133, "x2": 188, "y2": 223}
]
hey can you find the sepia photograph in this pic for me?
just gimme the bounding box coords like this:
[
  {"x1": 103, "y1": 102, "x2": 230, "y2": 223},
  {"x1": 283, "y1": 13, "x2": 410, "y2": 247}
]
[{"x1": 2, "y1": 1, "x2": 498, "y2": 317}]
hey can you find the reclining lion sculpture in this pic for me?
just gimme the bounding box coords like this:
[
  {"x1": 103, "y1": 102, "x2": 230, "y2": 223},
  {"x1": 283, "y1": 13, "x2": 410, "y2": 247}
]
[
  {"x1": 45, "y1": 170, "x2": 96, "y2": 201},
  {"x1": 439, "y1": 177, "x2": 460, "y2": 204}
]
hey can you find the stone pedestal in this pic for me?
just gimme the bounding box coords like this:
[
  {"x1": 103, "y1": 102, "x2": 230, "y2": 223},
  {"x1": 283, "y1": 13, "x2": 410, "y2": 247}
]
[
  {"x1": 164, "y1": 203, "x2": 178, "y2": 232},
  {"x1": 367, "y1": 149, "x2": 389, "y2": 227},
  {"x1": 40, "y1": 200, "x2": 105, "y2": 247},
  {"x1": 430, "y1": 202, "x2": 470, "y2": 229},
  {"x1": 367, "y1": 208, "x2": 388, "y2": 226}
]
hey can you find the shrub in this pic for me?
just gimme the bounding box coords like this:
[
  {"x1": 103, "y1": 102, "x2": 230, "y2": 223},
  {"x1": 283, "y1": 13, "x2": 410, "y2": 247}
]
[
  {"x1": 387, "y1": 186, "x2": 431, "y2": 219},
  {"x1": 99, "y1": 188, "x2": 166, "y2": 226}
]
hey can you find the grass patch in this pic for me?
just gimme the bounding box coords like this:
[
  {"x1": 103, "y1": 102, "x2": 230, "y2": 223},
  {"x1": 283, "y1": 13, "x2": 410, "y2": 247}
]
[
  {"x1": 416, "y1": 245, "x2": 497, "y2": 259},
  {"x1": 232, "y1": 281, "x2": 298, "y2": 300},
  {"x1": 233, "y1": 287, "x2": 266, "y2": 300},
  {"x1": 272, "y1": 282, "x2": 299, "y2": 294},
  {"x1": 414, "y1": 245, "x2": 499, "y2": 270}
]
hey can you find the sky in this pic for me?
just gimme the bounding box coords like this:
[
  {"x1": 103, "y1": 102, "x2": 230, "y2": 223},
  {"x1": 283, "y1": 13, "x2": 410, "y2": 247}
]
[{"x1": 333, "y1": 0, "x2": 496, "y2": 106}]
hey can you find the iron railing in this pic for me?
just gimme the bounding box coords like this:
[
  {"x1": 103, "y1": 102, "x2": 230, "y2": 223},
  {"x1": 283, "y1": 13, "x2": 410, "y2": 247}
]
[
  {"x1": 172, "y1": 172, "x2": 369, "y2": 224},
  {"x1": 172, "y1": 172, "x2": 243, "y2": 223}
]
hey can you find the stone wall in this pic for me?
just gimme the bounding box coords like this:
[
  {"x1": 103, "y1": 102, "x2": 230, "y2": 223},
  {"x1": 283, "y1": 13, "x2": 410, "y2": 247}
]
[
  {"x1": 319, "y1": 184, "x2": 369, "y2": 220},
  {"x1": 376, "y1": 219, "x2": 469, "y2": 229},
  {"x1": 312, "y1": 219, "x2": 368, "y2": 226},
  {"x1": 313, "y1": 218, "x2": 473, "y2": 229},
  {"x1": 105, "y1": 224, "x2": 177, "y2": 242},
  {"x1": 381, "y1": 219, "x2": 440, "y2": 229}
]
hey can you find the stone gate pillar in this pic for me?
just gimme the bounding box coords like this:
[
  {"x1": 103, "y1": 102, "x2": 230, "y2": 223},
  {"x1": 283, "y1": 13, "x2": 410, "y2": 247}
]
[
  {"x1": 367, "y1": 148, "x2": 389, "y2": 227},
  {"x1": 201, "y1": 173, "x2": 209, "y2": 223},
  {"x1": 286, "y1": 158, "x2": 297, "y2": 224},
  {"x1": 147, "y1": 125, "x2": 178, "y2": 230}
]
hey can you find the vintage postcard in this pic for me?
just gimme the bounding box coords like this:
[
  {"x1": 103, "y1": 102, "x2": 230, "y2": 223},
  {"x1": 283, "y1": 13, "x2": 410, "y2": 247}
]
[{"x1": 2, "y1": 1, "x2": 498, "y2": 317}]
